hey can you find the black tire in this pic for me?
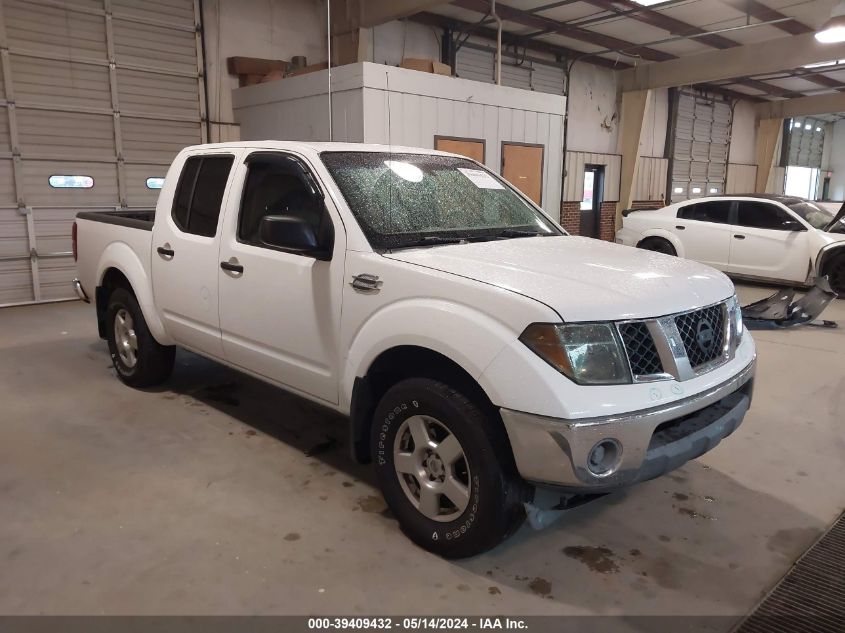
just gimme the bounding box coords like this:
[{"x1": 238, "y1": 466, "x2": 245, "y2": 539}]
[
  {"x1": 105, "y1": 287, "x2": 175, "y2": 388},
  {"x1": 638, "y1": 237, "x2": 677, "y2": 256},
  {"x1": 371, "y1": 378, "x2": 526, "y2": 558},
  {"x1": 824, "y1": 255, "x2": 845, "y2": 297}
]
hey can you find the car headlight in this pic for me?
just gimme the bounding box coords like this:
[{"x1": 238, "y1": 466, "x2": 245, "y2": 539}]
[
  {"x1": 727, "y1": 295, "x2": 743, "y2": 342},
  {"x1": 519, "y1": 322, "x2": 631, "y2": 385}
]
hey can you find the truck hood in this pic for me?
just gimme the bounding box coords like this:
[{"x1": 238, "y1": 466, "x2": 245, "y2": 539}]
[{"x1": 384, "y1": 236, "x2": 734, "y2": 321}]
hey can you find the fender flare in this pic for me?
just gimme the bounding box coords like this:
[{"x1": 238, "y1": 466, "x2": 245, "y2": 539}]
[
  {"x1": 636, "y1": 229, "x2": 684, "y2": 257},
  {"x1": 96, "y1": 242, "x2": 173, "y2": 345},
  {"x1": 341, "y1": 298, "x2": 519, "y2": 410}
]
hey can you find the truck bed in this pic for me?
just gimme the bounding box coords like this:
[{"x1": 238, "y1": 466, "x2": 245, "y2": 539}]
[{"x1": 76, "y1": 209, "x2": 155, "y2": 231}]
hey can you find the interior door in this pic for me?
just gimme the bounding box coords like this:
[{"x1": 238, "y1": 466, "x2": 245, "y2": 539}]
[
  {"x1": 434, "y1": 137, "x2": 485, "y2": 163},
  {"x1": 673, "y1": 200, "x2": 733, "y2": 270},
  {"x1": 217, "y1": 151, "x2": 345, "y2": 404},
  {"x1": 501, "y1": 143, "x2": 543, "y2": 205},
  {"x1": 151, "y1": 153, "x2": 235, "y2": 358},
  {"x1": 728, "y1": 200, "x2": 810, "y2": 283}
]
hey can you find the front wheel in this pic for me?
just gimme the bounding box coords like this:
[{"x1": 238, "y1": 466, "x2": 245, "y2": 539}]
[
  {"x1": 372, "y1": 378, "x2": 526, "y2": 558},
  {"x1": 106, "y1": 287, "x2": 175, "y2": 388}
]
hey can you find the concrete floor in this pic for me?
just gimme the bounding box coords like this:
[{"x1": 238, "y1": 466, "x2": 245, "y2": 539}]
[{"x1": 0, "y1": 284, "x2": 843, "y2": 622}]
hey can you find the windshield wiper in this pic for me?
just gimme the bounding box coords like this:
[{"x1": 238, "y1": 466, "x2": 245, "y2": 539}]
[
  {"x1": 495, "y1": 228, "x2": 545, "y2": 239},
  {"x1": 390, "y1": 235, "x2": 465, "y2": 250}
]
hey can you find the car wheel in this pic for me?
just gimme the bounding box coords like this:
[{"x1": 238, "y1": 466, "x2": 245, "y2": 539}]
[
  {"x1": 824, "y1": 255, "x2": 845, "y2": 297},
  {"x1": 638, "y1": 237, "x2": 677, "y2": 256},
  {"x1": 371, "y1": 378, "x2": 526, "y2": 559},
  {"x1": 106, "y1": 287, "x2": 175, "y2": 388}
]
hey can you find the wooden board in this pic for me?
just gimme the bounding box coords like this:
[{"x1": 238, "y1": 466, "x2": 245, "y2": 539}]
[
  {"x1": 435, "y1": 137, "x2": 485, "y2": 163},
  {"x1": 502, "y1": 143, "x2": 544, "y2": 205}
]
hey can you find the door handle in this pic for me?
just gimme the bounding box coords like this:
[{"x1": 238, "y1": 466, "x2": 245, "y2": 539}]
[
  {"x1": 220, "y1": 260, "x2": 244, "y2": 274},
  {"x1": 733, "y1": 234, "x2": 746, "y2": 240},
  {"x1": 156, "y1": 245, "x2": 175, "y2": 258},
  {"x1": 675, "y1": 225, "x2": 686, "y2": 230}
]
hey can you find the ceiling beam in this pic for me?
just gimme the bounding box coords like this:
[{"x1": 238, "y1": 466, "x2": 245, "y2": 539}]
[
  {"x1": 450, "y1": 0, "x2": 676, "y2": 61},
  {"x1": 619, "y1": 33, "x2": 845, "y2": 91},
  {"x1": 755, "y1": 92, "x2": 845, "y2": 119},
  {"x1": 719, "y1": 0, "x2": 813, "y2": 36},
  {"x1": 408, "y1": 11, "x2": 632, "y2": 69},
  {"x1": 583, "y1": 0, "x2": 740, "y2": 49},
  {"x1": 737, "y1": 78, "x2": 804, "y2": 99}
]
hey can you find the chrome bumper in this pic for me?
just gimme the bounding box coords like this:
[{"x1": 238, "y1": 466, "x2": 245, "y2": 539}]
[
  {"x1": 500, "y1": 360, "x2": 755, "y2": 490},
  {"x1": 72, "y1": 278, "x2": 90, "y2": 303}
]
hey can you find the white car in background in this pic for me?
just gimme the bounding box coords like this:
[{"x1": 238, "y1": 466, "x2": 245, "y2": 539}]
[{"x1": 616, "y1": 195, "x2": 845, "y2": 296}]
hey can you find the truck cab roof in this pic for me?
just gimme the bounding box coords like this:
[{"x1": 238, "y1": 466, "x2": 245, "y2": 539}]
[{"x1": 182, "y1": 140, "x2": 463, "y2": 158}]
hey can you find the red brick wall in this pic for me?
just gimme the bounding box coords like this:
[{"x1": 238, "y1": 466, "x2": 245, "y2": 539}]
[
  {"x1": 559, "y1": 200, "x2": 619, "y2": 241},
  {"x1": 629, "y1": 199, "x2": 665, "y2": 210},
  {"x1": 560, "y1": 201, "x2": 580, "y2": 234}
]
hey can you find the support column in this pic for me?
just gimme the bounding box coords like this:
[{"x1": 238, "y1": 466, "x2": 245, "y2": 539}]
[
  {"x1": 616, "y1": 89, "x2": 652, "y2": 230},
  {"x1": 754, "y1": 118, "x2": 782, "y2": 193}
]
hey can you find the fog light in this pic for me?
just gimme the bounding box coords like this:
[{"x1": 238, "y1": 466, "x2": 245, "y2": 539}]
[{"x1": 587, "y1": 439, "x2": 621, "y2": 476}]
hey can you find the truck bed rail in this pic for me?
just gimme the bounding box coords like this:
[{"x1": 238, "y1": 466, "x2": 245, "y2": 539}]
[{"x1": 76, "y1": 209, "x2": 155, "y2": 231}]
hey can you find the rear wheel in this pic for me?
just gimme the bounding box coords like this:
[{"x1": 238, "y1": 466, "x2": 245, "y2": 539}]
[
  {"x1": 372, "y1": 378, "x2": 526, "y2": 558},
  {"x1": 106, "y1": 287, "x2": 175, "y2": 388},
  {"x1": 638, "y1": 237, "x2": 677, "y2": 256},
  {"x1": 824, "y1": 254, "x2": 845, "y2": 297}
]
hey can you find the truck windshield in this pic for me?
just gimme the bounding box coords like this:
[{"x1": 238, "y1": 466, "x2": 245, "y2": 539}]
[{"x1": 321, "y1": 151, "x2": 561, "y2": 250}]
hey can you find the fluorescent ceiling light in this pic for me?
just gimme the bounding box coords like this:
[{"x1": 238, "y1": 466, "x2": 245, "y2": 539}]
[
  {"x1": 816, "y1": 1, "x2": 845, "y2": 43},
  {"x1": 630, "y1": 0, "x2": 672, "y2": 6}
]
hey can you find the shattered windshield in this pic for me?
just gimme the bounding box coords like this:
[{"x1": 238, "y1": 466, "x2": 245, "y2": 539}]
[
  {"x1": 787, "y1": 200, "x2": 840, "y2": 231},
  {"x1": 320, "y1": 152, "x2": 561, "y2": 250}
]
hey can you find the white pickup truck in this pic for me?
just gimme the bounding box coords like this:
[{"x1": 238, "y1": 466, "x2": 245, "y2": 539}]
[{"x1": 73, "y1": 141, "x2": 756, "y2": 558}]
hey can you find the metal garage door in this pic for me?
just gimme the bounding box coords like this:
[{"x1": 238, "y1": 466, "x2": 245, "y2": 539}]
[
  {"x1": 455, "y1": 44, "x2": 565, "y2": 94},
  {"x1": 786, "y1": 118, "x2": 825, "y2": 167},
  {"x1": 0, "y1": 0, "x2": 206, "y2": 306},
  {"x1": 669, "y1": 91, "x2": 732, "y2": 203}
]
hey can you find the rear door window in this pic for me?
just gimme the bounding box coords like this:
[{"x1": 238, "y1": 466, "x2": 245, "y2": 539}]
[
  {"x1": 677, "y1": 201, "x2": 731, "y2": 224},
  {"x1": 171, "y1": 155, "x2": 234, "y2": 237}
]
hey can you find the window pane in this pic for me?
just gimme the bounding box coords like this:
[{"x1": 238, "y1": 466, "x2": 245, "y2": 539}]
[
  {"x1": 146, "y1": 177, "x2": 165, "y2": 189},
  {"x1": 239, "y1": 155, "x2": 324, "y2": 246},
  {"x1": 580, "y1": 171, "x2": 595, "y2": 211},
  {"x1": 736, "y1": 202, "x2": 796, "y2": 230},
  {"x1": 677, "y1": 201, "x2": 730, "y2": 224},
  {"x1": 49, "y1": 175, "x2": 93, "y2": 188},
  {"x1": 186, "y1": 156, "x2": 234, "y2": 237},
  {"x1": 172, "y1": 157, "x2": 201, "y2": 230}
]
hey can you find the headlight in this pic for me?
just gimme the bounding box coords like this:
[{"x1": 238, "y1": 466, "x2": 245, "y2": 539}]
[
  {"x1": 727, "y1": 295, "x2": 743, "y2": 341},
  {"x1": 519, "y1": 322, "x2": 631, "y2": 385}
]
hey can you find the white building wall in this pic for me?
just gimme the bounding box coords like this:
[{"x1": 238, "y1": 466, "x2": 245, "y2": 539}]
[
  {"x1": 566, "y1": 63, "x2": 619, "y2": 154},
  {"x1": 233, "y1": 63, "x2": 566, "y2": 217}
]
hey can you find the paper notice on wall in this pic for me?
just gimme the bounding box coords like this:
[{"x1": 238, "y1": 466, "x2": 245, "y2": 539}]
[{"x1": 457, "y1": 168, "x2": 505, "y2": 190}]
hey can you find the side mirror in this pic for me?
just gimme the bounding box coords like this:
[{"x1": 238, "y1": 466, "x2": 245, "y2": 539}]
[
  {"x1": 782, "y1": 219, "x2": 805, "y2": 232},
  {"x1": 259, "y1": 215, "x2": 332, "y2": 260}
]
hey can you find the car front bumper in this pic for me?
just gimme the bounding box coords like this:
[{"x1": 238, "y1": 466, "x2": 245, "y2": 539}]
[{"x1": 500, "y1": 359, "x2": 755, "y2": 491}]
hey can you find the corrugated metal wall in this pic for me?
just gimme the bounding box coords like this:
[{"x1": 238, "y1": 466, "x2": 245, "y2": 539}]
[
  {"x1": 0, "y1": 0, "x2": 205, "y2": 306},
  {"x1": 726, "y1": 164, "x2": 757, "y2": 194},
  {"x1": 669, "y1": 91, "x2": 732, "y2": 202},
  {"x1": 365, "y1": 89, "x2": 565, "y2": 215},
  {"x1": 563, "y1": 151, "x2": 621, "y2": 202},
  {"x1": 632, "y1": 157, "x2": 668, "y2": 201}
]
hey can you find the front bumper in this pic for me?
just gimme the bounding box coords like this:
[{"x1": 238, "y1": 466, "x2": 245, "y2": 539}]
[{"x1": 500, "y1": 359, "x2": 755, "y2": 491}]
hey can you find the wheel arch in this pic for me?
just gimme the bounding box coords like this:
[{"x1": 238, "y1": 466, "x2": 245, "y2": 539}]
[
  {"x1": 817, "y1": 243, "x2": 845, "y2": 288},
  {"x1": 349, "y1": 345, "x2": 504, "y2": 464},
  {"x1": 636, "y1": 229, "x2": 683, "y2": 256},
  {"x1": 95, "y1": 242, "x2": 172, "y2": 344}
]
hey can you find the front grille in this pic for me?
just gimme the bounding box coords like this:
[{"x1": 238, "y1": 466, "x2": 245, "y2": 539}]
[
  {"x1": 674, "y1": 303, "x2": 726, "y2": 369},
  {"x1": 619, "y1": 321, "x2": 663, "y2": 377}
]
